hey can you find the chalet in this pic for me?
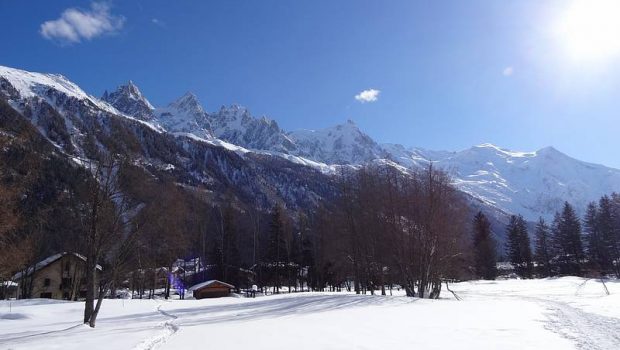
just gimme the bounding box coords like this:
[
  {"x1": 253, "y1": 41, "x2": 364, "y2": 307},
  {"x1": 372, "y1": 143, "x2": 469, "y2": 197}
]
[
  {"x1": 189, "y1": 280, "x2": 235, "y2": 299},
  {"x1": 13, "y1": 252, "x2": 102, "y2": 300}
]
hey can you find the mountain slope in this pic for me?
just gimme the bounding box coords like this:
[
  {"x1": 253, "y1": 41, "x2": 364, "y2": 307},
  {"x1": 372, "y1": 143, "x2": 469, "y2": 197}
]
[
  {"x1": 0, "y1": 65, "x2": 337, "y2": 214},
  {"x1": 208, "y1": 105, "x2": 297, "y2": 153},
  {"x1": 429, "y1": 144, "x2": 620, "y2": 220},
  {"x1": 101, "y1": 81, "x2": 154, "y2": 121},
  {"x1": 3, "y1": 64, "x2": 620, "y2": 224},
  {"x1": 288, "y1": 120, "x2": 387, "y2": 165},
  {"x1": 153, "y1": 92, "x2": 213, "y2": 140}
]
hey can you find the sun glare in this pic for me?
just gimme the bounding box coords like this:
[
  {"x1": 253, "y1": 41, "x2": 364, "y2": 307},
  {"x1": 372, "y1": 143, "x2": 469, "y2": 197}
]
[{"x1": 555, "y1": 0, "x2": 620, "y2": 61}]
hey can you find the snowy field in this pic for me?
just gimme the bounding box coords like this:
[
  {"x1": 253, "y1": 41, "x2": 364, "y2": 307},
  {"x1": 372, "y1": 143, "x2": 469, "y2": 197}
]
[{"x1": 1, "y1": 277, "x2": 619, "y2": 350}]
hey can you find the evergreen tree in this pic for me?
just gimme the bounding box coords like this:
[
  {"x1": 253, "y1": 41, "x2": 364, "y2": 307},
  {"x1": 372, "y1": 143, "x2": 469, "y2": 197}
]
[
  {"x1": 472, "y1": 211, "x2": 497, "y2": 280},
  {"x1": 534, "y1": 217, "x2": 553, "y2": 277},
  {"x1": 610, "y1": 193, "x2": 620, "y2": 277},
  {"x1": 221, "y1": 206, "x2": 240, "y2": 288},
  {"x1": 552, "y1": 202, "x2": 584, "y2": 275},
  {"x1": 583, "y1": 196, "x2": 620, "y2": 276},
  {"x1": 584, "y1": 202, "x2": 603, "y2": 272},
  {"x1": 506, "y1": 215, "x2": 533, "y2": 278},
  {"x1": 265, "y1": 204, "x2": 288, "y2": 293}
]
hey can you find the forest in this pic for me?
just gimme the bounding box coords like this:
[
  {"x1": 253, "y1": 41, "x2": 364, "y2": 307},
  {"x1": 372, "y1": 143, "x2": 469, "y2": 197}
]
[{"x1": 1, "y1": 102, "x2": 620, "y2": 326}]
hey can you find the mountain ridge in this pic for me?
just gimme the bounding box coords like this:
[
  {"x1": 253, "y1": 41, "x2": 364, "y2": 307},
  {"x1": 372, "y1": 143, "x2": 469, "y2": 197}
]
[{"x1": 2, "y1": 64, "x2": 619, "y2": 222}]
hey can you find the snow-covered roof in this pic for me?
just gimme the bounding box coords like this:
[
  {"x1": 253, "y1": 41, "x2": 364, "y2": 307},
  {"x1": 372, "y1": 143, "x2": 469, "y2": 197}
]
[
  {"x1": 13, "y1": 252, "x2": 103, "y2": 280},
  {"x1": 189, "y1": 280, "x2": 235, "y2": 291}
]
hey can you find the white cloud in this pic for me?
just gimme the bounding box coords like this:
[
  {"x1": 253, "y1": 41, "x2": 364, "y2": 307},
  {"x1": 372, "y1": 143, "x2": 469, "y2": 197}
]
[
  {"x1": 354, "y1": 89, "x2": 380, "y2": 103},
  {"x1": 502, "y1": 66, "x2": 514, "y2": 76},
  {"x1": 151, "y1": 18, "x2": 164, "y2": 27},
  {"x1": 40, "y1": 2, "x2": 125, "y2": 44}
]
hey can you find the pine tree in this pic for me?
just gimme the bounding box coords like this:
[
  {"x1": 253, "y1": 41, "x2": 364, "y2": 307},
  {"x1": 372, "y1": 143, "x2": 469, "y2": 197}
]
[
  {"x1": 472, "y1": 211, "x2": 497, "y2": 280},
  {"x1": 221, "y1": 206, "x2": 240, "y2": 288},
  {"x1": 506, "y1": 215, "x2": 533, "y2": 278},
  {"x1": 552, "y1": 202, "x2": 584, "y2": 275},
  {"x1": 266, "y1": 204, "x2": 288, "y2": 293},
  {"x1": 584, "y1": 202, "x2": 603, "y2": 272},
  {"x1": 610, "y1": 193, "x2": 620, "y2": 277},
  {"x1": 534, "y1": 217, "x2": 553, "y2": 277}
]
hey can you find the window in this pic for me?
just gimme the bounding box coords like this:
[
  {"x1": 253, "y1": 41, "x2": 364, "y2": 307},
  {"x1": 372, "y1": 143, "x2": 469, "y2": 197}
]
[
  {"x1": 65, "y1": 261, "x2": 71, "y2": 272},
  {"x1": 40, "y1": 292, "x2": 52, "y2": 299},
  {"x1": 43, "y1": 278, "x2": 51, "y2": 287}
]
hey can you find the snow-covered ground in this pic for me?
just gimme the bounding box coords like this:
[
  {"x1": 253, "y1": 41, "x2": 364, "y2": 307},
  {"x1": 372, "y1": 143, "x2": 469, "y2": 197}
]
[{"x1": 1, "y1": 277, "x2": 619, "y2": 350}]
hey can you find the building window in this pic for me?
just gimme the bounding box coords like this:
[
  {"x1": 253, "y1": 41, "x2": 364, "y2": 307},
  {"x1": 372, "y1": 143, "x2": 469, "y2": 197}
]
[
  {"x1": 40, "y1": 292, "x2": 52, "y2": 298},
  {"x1": 43, "y1": 278, "x2": 51, "y2": 287},
  {"x1": 65, "y1": 261, "x2": 71, "y2": 272}
]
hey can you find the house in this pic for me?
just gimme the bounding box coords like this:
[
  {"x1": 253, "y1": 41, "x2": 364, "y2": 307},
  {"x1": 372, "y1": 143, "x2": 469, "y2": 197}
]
[
  {"x1": 13, "y1": 252, "x2": 102, "y2": 300},
  {"x1": 189, "y1": 280, "x2": 235, "y2": 299},
  {"x1": 1, "y1": 281, "x2": 18, "y2": 299}
]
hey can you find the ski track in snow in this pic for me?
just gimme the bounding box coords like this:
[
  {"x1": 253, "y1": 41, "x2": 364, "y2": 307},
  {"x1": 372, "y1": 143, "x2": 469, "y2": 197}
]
[
  {"x1": 132, "y1": 303, "x2": 179, "y2": 350},
  {"x1": 538, "y1": 298, "x2": 620, "y2": 350},
  {"x1": 455, "y1": 280, "x2": 620, "y2": 350},
  {"x1": 0, "y1": 323, "x2": 84, "y2": 343}
]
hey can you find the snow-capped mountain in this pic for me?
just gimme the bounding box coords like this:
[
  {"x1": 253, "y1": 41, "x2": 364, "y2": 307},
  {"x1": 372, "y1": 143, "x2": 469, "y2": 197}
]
[
  {"x1": 101, "y1": 81, "x2": 154, "y2": 121},
  {"x1": 0, "y1": 65, "x2": 336, "y2": 213},
  {"x1": 153, "y1": 92, "x2": 213, "y2": 140},
  {"x1": 426, "y1": 144, "x2": 620, "y2": 221},
  {"x1": 3, "y1": 64, "x2": 620, "y2": 224},
  {"x1": 209, "y1": 105, "x2": 297, "y2": 153},
  {"x1": 289, "y1": 120, "x2": 388, "y2": 165}
]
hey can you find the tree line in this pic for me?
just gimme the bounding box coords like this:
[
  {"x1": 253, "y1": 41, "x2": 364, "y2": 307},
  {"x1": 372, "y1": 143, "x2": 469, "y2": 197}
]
[
  {"x1": 3, "y1": 111, "x2": 619, "y2": 328},
  {"x1": 473, "y1": 196, "x2": 620, "y2": 280}
]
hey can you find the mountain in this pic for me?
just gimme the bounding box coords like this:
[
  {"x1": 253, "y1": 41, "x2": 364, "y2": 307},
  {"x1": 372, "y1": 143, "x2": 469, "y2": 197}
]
[
  {"x1": 0, "y1": 65, "x2": 336, "y2": 214},
  {"x1": 208, "y1": 105, "x2": 297, "y2": 153},
  {"x1": 427, "y1": 144, "x2": 620, "y2": 221},
  {"x1": 153, "y1": 92, "x2": 213, "y2": 140},
  {"x1": 289, "y1": 120, "x2": 387, "y2": 165},
  {"x1": 3, "y1": 64, "x2": 620, "y2": 226},
  {"x1": 101, "y1": 81, "x2": 154, "y2": 121}
]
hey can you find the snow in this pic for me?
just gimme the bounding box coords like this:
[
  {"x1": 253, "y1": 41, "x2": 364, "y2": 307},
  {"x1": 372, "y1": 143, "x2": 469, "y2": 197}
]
[
  {"x1": 0, "y1": 65, "x2": 118, "y2": 115},
  {"x1": 288, "y1": 119, "x2": 386, "y2": 165},
  {"x1": 187, "y1": 280, "x2": 234, "y2": 291},
  {"x1": 2, "y1": 277, "x2": 619, "y2": 349},
  {"x1": 4, "y1": 63, "x2": 620, "y2": 221},
  {"x1": 380, "y1": 142, "x2": 620, "y2": 220},
  {"x1": 153, "y1": 93, "x2": 212, "y2": 140},
  {"x1": 430, "y1": 143, "x2": 620, "y2": 220},
  {"x1": 12, "y1": 252, "x2": 102, "y2": 280}
]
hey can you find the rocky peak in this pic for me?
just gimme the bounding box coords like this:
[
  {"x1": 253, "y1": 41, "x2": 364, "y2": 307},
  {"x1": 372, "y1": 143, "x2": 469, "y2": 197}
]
[{"x1": 101, "y1": 81, "x2": 154, "y2": 120}]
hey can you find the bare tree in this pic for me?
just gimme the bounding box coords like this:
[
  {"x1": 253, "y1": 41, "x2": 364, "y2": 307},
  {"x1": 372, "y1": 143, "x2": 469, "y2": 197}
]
[{"x1": 80, "y1": 156, "x2": 144, "y2": 327}]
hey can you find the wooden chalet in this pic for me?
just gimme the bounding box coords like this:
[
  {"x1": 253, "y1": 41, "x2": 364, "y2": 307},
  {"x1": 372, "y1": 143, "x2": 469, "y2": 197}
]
[
  {"x1": 189, "y1": 280, "x2": 235, "y2": 299},
  {"x1": 13, "y1": 252, "x2": 102, "y2": 300}
]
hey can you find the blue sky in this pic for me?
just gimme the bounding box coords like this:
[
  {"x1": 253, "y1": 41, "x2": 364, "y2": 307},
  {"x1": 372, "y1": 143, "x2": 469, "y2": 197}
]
[{"x1": 1, "y1": 1, "x2": 620, "y2": 167}]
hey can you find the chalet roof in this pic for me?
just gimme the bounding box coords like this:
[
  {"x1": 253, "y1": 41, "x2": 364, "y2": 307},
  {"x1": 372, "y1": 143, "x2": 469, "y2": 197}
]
[
  {"x1": 189, "y1": 280, "x2": 235, "y2": 291},
  {"x1": 13, "y1": 252, "x2": 103, "y2": 280}
]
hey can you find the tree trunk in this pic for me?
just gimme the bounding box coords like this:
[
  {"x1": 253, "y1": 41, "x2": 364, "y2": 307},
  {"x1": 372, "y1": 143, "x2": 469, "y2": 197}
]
[
  {"x1": 89, "y1": 284, "x2": 106, "y2": 328},
  {"x1": 83, "y1": 263, "x2": 96, "y2": 324}
]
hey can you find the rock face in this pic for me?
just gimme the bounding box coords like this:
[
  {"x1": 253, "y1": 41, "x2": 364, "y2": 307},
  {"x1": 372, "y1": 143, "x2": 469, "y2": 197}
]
[
  {"x1": 101, "y1": 81, "x2": 154, "y2": 121},
  {"x1": 0, "y1": 65, "x2": 336, "y2": 213},
  {"x1": 3, "y1": 64, "x2": 620, "y2": 224},
  {"x1": 288, "y1": 120, "x2": 387, "y2": 165},
  {"x1": 153, "y1": 92, "x2": 213, "y2": 140},
  {"x1": 208, "y1": 105, "x2": 297, "y2": 153}
]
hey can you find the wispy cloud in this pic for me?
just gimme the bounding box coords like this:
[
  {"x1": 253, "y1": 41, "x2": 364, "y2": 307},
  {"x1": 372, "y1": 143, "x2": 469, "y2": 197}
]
[
  {"x1": 151, "y1": 18, "x2": 165, "y2": 27},
  {"x1": 502, "y1": 66, "x2": 514, "y2": 77},
  {"x1": 354, "y1": 89, "x2": 380, "y2": 103},
  {"x1": 40, "y1": 2, "x2": 125, "y2": 44}
]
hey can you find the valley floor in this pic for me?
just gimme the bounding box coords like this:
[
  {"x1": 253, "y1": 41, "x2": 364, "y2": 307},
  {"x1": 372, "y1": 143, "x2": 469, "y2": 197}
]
[{"x1": 1, "y1": 277, "x2": 619, "y2": 350}]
